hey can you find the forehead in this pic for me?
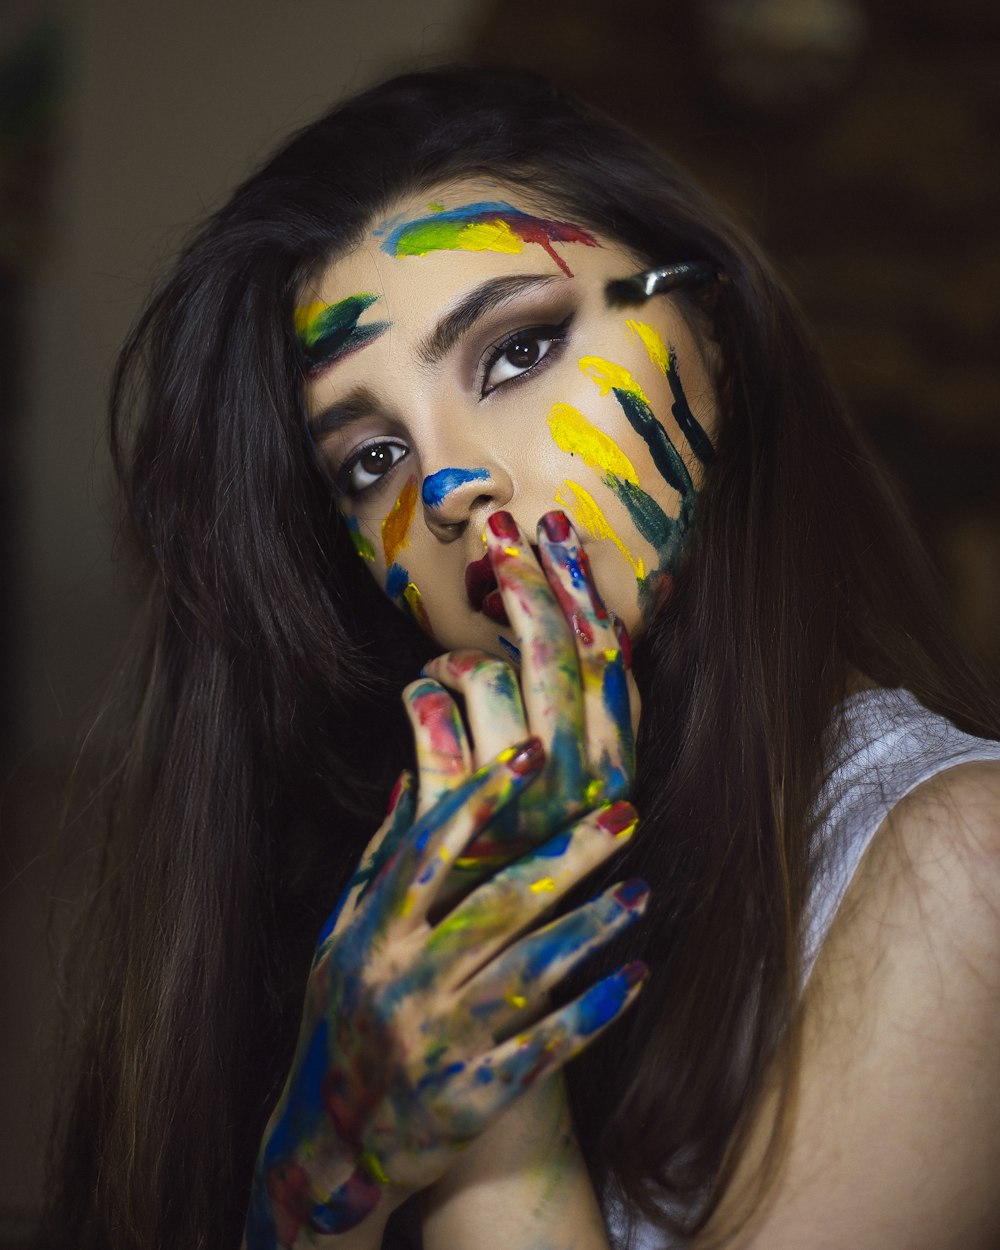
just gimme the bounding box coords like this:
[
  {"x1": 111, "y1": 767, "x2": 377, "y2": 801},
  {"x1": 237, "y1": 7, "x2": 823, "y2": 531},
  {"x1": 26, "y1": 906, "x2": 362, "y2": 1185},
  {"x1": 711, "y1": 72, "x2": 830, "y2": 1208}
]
[{"x1": 298, "y1": 180, "x2": 639, "y2": 324}]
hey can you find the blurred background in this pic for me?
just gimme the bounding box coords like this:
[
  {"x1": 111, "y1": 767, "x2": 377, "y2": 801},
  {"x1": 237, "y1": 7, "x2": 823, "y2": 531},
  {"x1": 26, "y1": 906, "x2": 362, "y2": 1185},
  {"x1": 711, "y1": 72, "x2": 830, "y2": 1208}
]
[{"x1": 1, "y1": 0, "x2": 997, "y2": 1242}]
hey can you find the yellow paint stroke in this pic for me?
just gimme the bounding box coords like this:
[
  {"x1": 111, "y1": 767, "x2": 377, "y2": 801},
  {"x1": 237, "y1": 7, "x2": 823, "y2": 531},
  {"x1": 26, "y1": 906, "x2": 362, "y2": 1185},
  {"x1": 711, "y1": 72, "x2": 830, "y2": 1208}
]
[
  {"x1": 555, "y1": 480, "x2": 645, "y2": 580},
  {"x1": 529, "y1": 877, "x2": 556, "y2": 893},
  {"x1": 293, "y1": 300, "x2": 328, "y2": 340},
  {"x1": 402, "y1": 581, "x2": 430, "y2": 633},
  {"x1": 579, "y1": 355, "x2": 649, "y2": 403},
  {"x1": 381, "y1": 475, "x2": 418, "y2": 565},
  {"x1": 506, "y1": 991, "x2": 528, "y2": 1009},
  {"x1": 359, "y1": 1151, "x2": 392, "y2": 1186},
  {"x1": 626, "y1": 319, "x2": 670, "y2": 375},
  {"x1": 547, "y1": 403, "x2": 639, "y2": 484}
]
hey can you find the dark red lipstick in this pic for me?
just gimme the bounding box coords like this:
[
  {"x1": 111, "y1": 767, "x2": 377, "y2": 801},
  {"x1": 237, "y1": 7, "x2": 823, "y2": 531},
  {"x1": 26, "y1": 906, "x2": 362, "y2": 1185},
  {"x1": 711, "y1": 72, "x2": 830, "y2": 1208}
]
[
  {"x1": 465, "y1": 542, "x2": 545, "y2": 626},
  {"x1": 465, "y1": 553, "x2": 509, "y2": 625}
]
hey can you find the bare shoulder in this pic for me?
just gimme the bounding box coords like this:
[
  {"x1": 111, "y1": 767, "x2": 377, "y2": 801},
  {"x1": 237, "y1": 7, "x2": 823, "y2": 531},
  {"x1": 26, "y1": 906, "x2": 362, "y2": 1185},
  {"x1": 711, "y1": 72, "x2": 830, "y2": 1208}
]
[
  {"x1": 883, "y1": 754, "x2": 1000, "y2": 862},
  {"x1": 703, "y1": 756, "x2": 1000, "y2": 1250}
]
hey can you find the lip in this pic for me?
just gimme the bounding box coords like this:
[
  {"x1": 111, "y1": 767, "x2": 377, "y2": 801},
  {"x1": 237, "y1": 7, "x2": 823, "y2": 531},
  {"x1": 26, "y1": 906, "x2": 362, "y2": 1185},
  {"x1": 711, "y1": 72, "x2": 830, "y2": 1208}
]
[
  {"x1": 464, "y1": 543, "x2": 545, "y2": 626},
  {"x1": 465, "y1": 553, "x2": 509, "y2": 624}
]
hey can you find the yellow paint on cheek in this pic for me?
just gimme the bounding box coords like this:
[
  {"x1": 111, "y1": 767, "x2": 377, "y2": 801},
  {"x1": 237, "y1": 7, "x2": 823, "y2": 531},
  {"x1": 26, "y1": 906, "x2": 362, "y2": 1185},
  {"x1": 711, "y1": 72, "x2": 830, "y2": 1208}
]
[
  {"x1": 579, "y1": 355, "x2": 649, "y2": 402},
  {"x1": 381, "y1": 474, "x2": 418, "y2": 565},
  {"x1": 547, "y1": 402, "x2": 639, "y2": 484},
  {"x1": 626, "y1": 319, "x2": 670, "y2": 374},
  {"x1": 555, "y1": 480, "x2": 645, "y2": 580},
  {"x1": 402, "y1": 581, "x2": 431, "y2": 633}
]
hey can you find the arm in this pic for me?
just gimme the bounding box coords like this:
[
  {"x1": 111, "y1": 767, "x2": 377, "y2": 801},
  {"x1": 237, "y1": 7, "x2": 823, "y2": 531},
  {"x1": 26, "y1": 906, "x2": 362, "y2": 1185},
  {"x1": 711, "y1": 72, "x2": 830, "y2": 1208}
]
[{"x1": 700, "y1": 758, "x2": 1000, "y2": 1249}]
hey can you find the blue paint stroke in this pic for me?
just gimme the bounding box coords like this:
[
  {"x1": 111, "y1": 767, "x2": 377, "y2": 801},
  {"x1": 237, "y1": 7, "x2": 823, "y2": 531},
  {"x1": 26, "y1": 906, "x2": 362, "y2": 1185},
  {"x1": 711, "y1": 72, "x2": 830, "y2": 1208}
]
[
  {"x1": 422, "y1": 467, "x2": 489, "y2": 508},
  {"x1": 385, "y1": 562, "x2": 409, "y2": 600},
  {"x1": 576, "y1": 968, "x2": 631, "y2": 1037},
  {"x1": 498, "y1": 635, "x2": 521, "y2": 664}
]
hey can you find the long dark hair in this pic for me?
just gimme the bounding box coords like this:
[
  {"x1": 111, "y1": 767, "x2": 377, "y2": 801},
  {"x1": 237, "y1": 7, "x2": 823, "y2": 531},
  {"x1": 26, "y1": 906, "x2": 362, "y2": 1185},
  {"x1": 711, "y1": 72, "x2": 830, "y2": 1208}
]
[{"x1": 43, "y1": 66, "x2": 1000, "y2": 1250}]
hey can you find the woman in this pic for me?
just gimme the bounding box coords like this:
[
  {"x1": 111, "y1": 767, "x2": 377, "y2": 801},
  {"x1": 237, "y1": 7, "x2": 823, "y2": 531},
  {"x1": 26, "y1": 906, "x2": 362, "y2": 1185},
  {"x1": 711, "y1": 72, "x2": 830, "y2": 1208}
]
[{"x1": 45, "y1": 67, "x2": 1000, "y2": 1249}]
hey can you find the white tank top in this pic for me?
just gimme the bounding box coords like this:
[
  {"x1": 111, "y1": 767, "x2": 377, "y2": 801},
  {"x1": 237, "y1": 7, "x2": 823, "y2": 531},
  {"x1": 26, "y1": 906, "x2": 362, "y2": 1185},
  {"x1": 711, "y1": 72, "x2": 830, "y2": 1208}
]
[{"x1": 611, "y1": 687, "x2": 1000, "y2": 1249}]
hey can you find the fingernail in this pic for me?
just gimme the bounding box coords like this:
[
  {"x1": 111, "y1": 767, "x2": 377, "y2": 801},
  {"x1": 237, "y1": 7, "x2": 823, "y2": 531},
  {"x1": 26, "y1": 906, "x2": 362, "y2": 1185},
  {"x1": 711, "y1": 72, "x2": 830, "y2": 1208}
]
[
  {"x1": 621, "y1": 959, "x2": 648, "y2": 989},
  {"x1": 506, "y1": 736, "x2": 545, "y2": 775},
  {"x1": 540, "y1": 510, "x2": 571, "y2": 542},
  {"x1": 597, "y1": 800, "x2": 638, "y2": 838},
  {"x1": 613, "y1": 878, "x2": 649, "y2": 908},
  {"x1": 487, "y1": 511, "x2": 519, "y2": 540},
  {"x1": 385, "y1": 771, "x2": 408, "y2": 816},
  {"x1": 614, "y1": 615, "x2": 633, "y2": 670}
]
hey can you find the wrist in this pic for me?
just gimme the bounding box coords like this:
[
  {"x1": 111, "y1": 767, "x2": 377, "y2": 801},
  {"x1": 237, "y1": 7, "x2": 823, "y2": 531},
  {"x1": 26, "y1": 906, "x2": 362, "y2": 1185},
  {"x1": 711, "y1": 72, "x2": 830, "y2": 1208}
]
[{"x1": 246, "y1": 1150, "x2": 413, "y2": 1249}]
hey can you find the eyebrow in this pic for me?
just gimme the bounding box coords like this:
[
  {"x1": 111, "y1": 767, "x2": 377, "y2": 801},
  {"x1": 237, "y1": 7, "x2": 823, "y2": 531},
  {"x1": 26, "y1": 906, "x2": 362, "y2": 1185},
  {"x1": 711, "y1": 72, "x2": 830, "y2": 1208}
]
[
  {"x1": 306, "y1": 384, "x2": 384, "y2": 442},
  {"x1": 306, "y1": 273, "x2": 570, "y2": 441},
  {"x1": 417, "y1": 273, "x2": 566, "y2": 366}
]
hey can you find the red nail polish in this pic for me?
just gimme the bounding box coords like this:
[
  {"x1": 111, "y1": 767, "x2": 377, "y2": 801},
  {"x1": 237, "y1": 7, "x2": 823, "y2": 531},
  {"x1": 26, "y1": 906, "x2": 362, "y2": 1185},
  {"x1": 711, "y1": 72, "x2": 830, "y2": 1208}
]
[
  {"x1": 615, "y1": 616, "x2": 633, "y2": 670},
  {"x1": 508, "y1": 736, "x2": 545, "y2": 775},
  {"x1": 487, "y1": 511, "x2": 519, "y2": 540},
  {"x1": 385, "y1": 771, "x2": 407, "y2": 816},
  {"x1": 597, "y1": 800, "x2": 638, "y2": 837},
  {"x1": 613, "y1": 878, "x2": 650, "y2": 908},
  {"x1": 621, "y1": 959, "x2": 648, "y2": 989},
  {"x1": 540, "y1": 510, "x2": 571, "y2": 542}
]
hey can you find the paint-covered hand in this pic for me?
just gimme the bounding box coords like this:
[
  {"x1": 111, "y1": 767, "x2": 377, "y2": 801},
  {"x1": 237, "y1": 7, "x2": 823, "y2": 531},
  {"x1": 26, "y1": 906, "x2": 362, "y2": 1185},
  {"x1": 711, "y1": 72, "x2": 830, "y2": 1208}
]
[
  {"x1": 417, "y1": 509, "x2": 637, "y2": 871},
  {"x1": 243, "y1": 741, "x2": 648, "y2": 1250}
]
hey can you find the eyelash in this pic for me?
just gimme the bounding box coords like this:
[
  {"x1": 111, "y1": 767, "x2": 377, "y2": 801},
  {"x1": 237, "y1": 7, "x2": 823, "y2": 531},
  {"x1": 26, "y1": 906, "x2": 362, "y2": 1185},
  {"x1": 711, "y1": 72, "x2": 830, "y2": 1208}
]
[
  {"x1": 479, "y1": 314, "x2": 572, "y2": 398},
  {"x1": 334, "y1": 312, "x2": 574, "y2": 499}
]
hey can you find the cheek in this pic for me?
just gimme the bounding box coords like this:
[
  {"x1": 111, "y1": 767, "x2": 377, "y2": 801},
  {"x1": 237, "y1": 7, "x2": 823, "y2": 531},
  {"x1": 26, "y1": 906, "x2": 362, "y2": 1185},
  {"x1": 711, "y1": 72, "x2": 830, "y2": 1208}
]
[
  {"x1": 343, "y1": 474, "x2": 434, "y2": 632},
  {"x1": 537, "y1": 325, "x2": 715, "y2": 616}
]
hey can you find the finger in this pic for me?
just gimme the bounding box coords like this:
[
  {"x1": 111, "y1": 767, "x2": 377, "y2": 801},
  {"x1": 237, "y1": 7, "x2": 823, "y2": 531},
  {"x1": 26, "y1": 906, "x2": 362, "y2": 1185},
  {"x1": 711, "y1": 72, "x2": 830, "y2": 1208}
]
[
  {"x1": 315, "y1": 770, "x2": 417, "y2": 956},
  {"x1": 442, "y1": 960, "x2": 648, "y2": 1118},
  {"x1": 484, "y1": 511, "x2": 588, "y2": 805},
  {"x1": 424, "y1": 800, "x2": 639, "y2": 982},
  {"x1": 402, "y1": 678, "x2": 474, "y2": 817},
  {"x1": 421, "y1": 650, "x2": 526, "y2": 767},
  {"x1": 378, "y1": 737, "x2": 546, "y2": 930},
  {"x1": 456, "y1": 877, "x2": 650, "y2": 1032},
  {"x1": 536, "y1": 512, "x2": 637, "y2": 801}
]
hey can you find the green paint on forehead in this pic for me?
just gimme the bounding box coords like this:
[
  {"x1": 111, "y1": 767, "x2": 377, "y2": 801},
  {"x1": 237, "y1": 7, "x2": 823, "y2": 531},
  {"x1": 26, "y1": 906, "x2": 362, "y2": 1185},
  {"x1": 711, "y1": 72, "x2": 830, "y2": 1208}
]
[
  {"x1": 374, "y1": 200, "x2": 600, "y2": 277},
  {"x1": 295, "y1": 292, "x2": 390, "y2": 374}
]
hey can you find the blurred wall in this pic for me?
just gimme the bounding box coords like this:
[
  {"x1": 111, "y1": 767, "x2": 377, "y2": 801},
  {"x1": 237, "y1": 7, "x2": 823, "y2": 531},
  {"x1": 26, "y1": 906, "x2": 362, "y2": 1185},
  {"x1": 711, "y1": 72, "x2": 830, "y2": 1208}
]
[{"x1": 0, "y1": 0, "x2": 486, "y2": 1237}]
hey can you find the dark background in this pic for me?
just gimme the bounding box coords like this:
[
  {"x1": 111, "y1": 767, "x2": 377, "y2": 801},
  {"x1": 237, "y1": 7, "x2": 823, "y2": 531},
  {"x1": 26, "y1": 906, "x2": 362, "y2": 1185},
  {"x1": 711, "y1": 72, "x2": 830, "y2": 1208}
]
[{"x1": 1, "y1": 1, "x2": 997, "y2": 1242}]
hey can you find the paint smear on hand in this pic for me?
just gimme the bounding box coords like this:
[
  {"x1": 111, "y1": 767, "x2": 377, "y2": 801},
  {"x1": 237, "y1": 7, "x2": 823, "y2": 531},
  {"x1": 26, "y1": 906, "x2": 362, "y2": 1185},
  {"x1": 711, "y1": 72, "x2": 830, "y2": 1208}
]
[
  {"x1": 376, "y1": 201, "x2": 599, "y2": 278},
  {"x1": 547, "y1": 403, "x2": 639, "y2": 484},
  {"x1": 294, "y1": 293, "x2": 390, "y2": 374},
  {"x1": 555, "y1": 480, "x2": 645, "y2": 580},
  {"x1": 382, "y1": 474, "x2": 418, "y2": 565}
]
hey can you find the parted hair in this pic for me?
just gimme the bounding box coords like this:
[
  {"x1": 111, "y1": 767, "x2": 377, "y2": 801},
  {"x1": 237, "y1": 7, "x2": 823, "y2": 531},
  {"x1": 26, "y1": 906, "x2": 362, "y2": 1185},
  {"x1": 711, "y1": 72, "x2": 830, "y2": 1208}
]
[{"x1": 43, "y1": 66, "x2": 999, "y2": 1250}]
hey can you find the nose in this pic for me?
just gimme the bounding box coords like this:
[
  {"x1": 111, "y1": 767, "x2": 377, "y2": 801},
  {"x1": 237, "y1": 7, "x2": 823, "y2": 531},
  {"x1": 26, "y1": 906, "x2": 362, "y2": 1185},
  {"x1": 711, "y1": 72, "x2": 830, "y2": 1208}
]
[{"x1": 421, "y1": 462, "x2": 514, "y2": 538}]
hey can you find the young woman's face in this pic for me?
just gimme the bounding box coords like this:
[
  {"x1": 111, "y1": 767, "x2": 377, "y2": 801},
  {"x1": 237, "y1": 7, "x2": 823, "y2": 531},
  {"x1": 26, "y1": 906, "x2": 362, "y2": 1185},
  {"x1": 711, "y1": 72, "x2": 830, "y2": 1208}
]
[{"x1": 300, "y1": 180, "x2": 718, "y2": 658}]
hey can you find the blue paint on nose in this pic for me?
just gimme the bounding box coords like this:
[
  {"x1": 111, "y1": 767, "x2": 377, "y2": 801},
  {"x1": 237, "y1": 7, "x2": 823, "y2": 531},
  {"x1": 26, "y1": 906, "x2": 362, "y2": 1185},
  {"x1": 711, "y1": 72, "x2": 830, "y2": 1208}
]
[{"x1": 422, "y1": 467, "x2": 490, "y2": 508}]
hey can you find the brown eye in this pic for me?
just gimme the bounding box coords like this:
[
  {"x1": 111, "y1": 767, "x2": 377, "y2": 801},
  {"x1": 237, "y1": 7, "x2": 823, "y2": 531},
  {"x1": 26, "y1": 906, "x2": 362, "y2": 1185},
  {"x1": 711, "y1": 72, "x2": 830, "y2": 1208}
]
[
  {"x1": 339, "y1": 440, "x2": 407, "y2": 496},
  {"x1": 481, "y1": 319, "x2": 570, "y2": 396}
]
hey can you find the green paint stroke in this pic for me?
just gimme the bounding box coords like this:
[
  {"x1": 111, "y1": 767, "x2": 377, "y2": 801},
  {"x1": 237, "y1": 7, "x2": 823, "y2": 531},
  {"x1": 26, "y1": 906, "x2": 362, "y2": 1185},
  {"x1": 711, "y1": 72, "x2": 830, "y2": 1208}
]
[
  {"x1": 375, "y1": 201, "x2": 599, "y2": 278},
  {"x1": 345, "y1": 516, "x2": 375, "y2": 562},
  {"x1": 295, "y1": 293, "x2": 390, "y2": 374},
  {"x1": 666, "y1": 347, "x2": 715, "y2": 468}
]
